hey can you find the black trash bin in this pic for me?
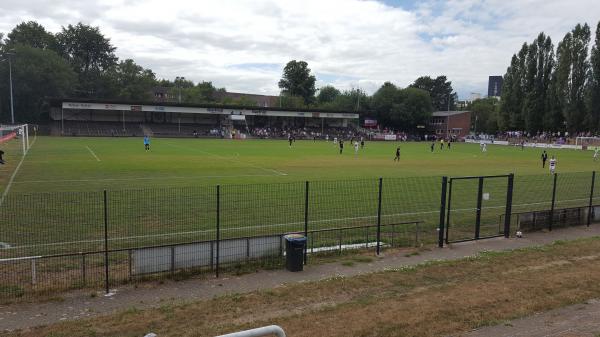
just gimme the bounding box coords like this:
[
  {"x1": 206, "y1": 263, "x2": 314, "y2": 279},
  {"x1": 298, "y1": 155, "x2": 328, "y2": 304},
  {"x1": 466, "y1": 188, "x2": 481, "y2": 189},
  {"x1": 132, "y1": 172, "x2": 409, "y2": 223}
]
[{"x1": 284, "y1": 233, "x2": 306, "y2": 272}]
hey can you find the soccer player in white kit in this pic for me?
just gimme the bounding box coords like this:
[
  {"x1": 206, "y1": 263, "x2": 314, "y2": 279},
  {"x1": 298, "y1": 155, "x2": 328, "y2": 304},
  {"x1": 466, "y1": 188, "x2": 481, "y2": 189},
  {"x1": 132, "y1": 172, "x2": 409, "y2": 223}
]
[
  {"x1": 594, "y1": 147, "x2": 599, "y2": 161},
  {"x1": 482, "y1": 143, "x2": 487, "y2": 152},
  {"x1": 354, "y1": 141, "x2": 359, "y2": 154},
  {"x1": 549, "y1": 156, "x2": 557, "y2": 174}
]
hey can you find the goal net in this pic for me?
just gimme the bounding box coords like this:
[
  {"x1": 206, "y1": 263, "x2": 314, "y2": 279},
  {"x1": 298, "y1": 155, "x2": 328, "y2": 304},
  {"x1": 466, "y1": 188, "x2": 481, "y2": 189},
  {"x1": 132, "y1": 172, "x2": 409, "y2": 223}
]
[
  {"x1": 576, "y1": 137, "x2": 600, "y2": 148},
  {"x1": 0, "y1": 124, "x2": 32, "y2": 156}
]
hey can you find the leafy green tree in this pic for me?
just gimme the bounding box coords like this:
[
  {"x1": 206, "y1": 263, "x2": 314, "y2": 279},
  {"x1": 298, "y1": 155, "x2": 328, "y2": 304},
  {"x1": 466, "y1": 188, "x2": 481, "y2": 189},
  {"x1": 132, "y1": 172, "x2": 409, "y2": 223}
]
[
  {"x1": 107, "y1": 59, "x2": 157, "y2": 100},
  {"x1": 56, "y1": 23, "x2": 117, "y2": 97},
  {"x1": 320, "y1": 88, "x2": 369, "y2": 112},
  {"x1": 470, "y1": 98, "x2": 500, "y2": 134},
  {"x1": 0, "y1": 45, "x2": 76, "y2": 122},
  {"x1": 371, "y1": 82, "x2": 432, "y2": 130},
  {"x1": 316, "y1": 85, "x2": 340, "y2": 104},
  {"x1": 394, "y1": 87, "x2": 433, "y2": 130},
  {"x1": 5, "y1": 21, "x2": 57, "y2": 50},
  {"x1": 371, "y1": 82, "x2": 400, "y2": 126},
  {"x1": 278, "y1": 60, "x2": 316, "y2": 104},
  {"x1": 180, "y1": 81, "x2": 221, "y2": 104},
  {"x1": 522, "y1": 33, "x2": 554, "y2": 133},
  {"x1": 410, "y1": 75, "x2": 457, "y2": 111},
  {"x1": 555, "y1": 23, "x2": 591, "y2": 132},
  {"x1": 588, "y1": 21, "x2": 600, "y2": 130}
]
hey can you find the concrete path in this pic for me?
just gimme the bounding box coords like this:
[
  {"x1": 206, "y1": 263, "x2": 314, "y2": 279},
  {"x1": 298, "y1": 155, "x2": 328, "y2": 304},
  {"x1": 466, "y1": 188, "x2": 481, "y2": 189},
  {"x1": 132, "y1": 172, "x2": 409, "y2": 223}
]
[{"x1": 2, "y1": 225, "x2": 600, "y2": 332}]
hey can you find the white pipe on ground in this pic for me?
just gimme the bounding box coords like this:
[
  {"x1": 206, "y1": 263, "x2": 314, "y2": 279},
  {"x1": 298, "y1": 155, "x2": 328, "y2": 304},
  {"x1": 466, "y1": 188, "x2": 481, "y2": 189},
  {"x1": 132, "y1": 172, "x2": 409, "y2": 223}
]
[{"x1": 216, "y1": 325, "x2": 286, "y2": 337}]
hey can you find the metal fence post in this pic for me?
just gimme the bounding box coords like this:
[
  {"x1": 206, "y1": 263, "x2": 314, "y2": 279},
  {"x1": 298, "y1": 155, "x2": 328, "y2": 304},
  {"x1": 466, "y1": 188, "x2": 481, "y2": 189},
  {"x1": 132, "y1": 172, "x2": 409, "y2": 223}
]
[
  {"x1": 216, "y1": 185, "x2": 220, "y2": 278},
  {"x1": 549, "y1": 173, "x2": 557, "y2": 231},
  {"x1": 103, "y1": 190, "x2": 109, "y2": 294},
  {"x1": 445, "y1": 179, "x2": 453, "y2": 244},
  {"x1": 504, "y1": 174, "x2": 514, "y2": 238},
  {"x1": 376, "y1": 177, "x2": 383, "y2": 255},
  {"x1": 588, "y1": 171, "x2": 596, "y2": 226},
  {"x1": 475, "y1": 177, "x2": 484, "y2": 239},
  {"x1": 438, "y1": 176, "x2": 448, "y2": 247},
  {"x1": 304, "y1": 181, "x2": 309, "y2": 264}
]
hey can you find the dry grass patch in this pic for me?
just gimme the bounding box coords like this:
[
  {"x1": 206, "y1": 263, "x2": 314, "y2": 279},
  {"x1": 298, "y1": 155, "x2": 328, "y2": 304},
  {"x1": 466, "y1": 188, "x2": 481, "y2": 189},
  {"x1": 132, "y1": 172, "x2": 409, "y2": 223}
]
[{"x1": 6, "y1": 238, "x2": 600, "y2": 337}]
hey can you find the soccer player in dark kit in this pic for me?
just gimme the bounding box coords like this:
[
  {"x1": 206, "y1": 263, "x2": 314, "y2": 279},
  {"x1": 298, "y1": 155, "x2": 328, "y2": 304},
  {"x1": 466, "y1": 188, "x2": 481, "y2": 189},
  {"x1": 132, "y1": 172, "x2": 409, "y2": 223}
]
[
  {"x1": 0, "y1": 149, "x2": 5, "y2": 165},
  {"x1": 541, "y1": 150, "x2": 548, "y2": 168},
  {"x1": 394, "y1": 146, "x2": 400, "y2": 161},
  {"x1": 339, "y1": 140, "x2": 344, "y2": 154}
]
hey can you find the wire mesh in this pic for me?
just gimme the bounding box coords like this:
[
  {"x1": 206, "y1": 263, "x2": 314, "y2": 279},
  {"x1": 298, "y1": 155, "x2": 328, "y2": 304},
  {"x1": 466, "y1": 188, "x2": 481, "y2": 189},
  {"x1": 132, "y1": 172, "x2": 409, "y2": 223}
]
[{"x1": 0, "y1": 171, "x2": 598, "y2": 301}]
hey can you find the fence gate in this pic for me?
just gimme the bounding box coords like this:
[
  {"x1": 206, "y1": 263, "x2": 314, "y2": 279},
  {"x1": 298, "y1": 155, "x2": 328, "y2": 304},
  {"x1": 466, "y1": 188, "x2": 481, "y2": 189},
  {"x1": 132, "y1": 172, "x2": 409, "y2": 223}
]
[{"x1": 441, "y1": 174, "x2": 513, "y2": 245}]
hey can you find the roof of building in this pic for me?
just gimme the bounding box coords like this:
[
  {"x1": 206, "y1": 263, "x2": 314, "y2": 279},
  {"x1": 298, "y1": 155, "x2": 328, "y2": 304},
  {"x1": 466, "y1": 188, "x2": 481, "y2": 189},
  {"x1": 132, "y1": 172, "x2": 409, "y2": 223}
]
[
  {"x1": 432, "y1": 111, "x2": 471, "y2": 117},
  {"x1": 47, "y1": 97, "x2": 366, "y2": 115}
]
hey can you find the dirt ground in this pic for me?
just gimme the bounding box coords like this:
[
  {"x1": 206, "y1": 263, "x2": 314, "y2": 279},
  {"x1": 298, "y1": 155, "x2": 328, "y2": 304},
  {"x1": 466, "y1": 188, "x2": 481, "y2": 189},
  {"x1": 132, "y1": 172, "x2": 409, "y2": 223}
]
[{"x1": 462, "y1": 298, "x2": 600, "y2": 337}]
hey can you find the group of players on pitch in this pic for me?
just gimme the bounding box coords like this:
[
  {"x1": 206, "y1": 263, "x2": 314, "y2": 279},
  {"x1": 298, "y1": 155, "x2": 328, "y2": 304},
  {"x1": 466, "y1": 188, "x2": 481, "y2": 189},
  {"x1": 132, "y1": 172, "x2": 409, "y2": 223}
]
[{"x1": 134, "y1": 135, "x2": 600, "y2": 175}]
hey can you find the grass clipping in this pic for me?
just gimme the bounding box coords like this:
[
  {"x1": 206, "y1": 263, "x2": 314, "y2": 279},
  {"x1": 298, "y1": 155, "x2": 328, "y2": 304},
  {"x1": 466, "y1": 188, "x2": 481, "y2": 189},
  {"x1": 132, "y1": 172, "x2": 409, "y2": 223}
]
[{"x1": 7, "y1": 237, "x2": 600, "y2": 337}]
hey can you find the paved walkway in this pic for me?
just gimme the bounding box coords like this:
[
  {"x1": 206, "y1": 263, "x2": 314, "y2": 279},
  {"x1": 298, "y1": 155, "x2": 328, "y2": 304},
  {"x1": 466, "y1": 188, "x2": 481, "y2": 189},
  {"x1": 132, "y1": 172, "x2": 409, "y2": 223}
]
[{"x1": 2, "y1": 225, "x2": 600, "y2": 332}]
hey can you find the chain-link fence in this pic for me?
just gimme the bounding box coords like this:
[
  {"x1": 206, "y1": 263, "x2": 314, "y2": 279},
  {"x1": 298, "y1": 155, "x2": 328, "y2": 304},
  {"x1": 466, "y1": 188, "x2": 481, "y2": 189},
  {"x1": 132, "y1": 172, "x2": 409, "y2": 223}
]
[{"x1": 0, "y1": 172, "x2": 597, "y2": 300}]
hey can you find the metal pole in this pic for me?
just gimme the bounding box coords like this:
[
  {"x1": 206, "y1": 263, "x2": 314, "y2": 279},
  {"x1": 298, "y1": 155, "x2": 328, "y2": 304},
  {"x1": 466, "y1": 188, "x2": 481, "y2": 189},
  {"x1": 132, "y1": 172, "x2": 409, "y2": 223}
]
[
  {"x1": 216, "y1": 185, "x2": 220, "y2": 278},
  {"x1": 504, "y1": 174, "x2": 514, "y2": 238},
  {"x1": 376, "y1": 177, "x2": 383, "y2": 255},
  {"x1": 588, "y1": 171, "x2": 596, "y2": 226},
  {"x1": 438, "y1": 176, "x2": 448, "y2": 247},
  {"x1": 475, "y1": 177, "x2": 484, "y2": 239},
  {"x1": 304, "y1": 181, "x2": 309, "y2": 264},
  {"x1": 103, "y1": 190, "x2": 109, "y2": 294},
  {"x1": 8, "y1": 56, "x2": 14, "y2": 124},
  {"x1": 549, "y1": 173, "x2": 557, "y2": 231},
  {"x1": 445, "y1": 179, "x2": 453, "y2": 244}
]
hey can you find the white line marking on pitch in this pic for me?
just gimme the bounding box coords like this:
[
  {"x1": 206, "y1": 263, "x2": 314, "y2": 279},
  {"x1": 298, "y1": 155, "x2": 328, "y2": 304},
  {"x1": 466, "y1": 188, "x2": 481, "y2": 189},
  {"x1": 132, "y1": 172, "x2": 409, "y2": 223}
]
[
  {"x1": 85, "y1": 146, "x2": 101, "y2": 162},
  {"x1": 165, "y1": 142, "x2": 288, "y2": 176},
  {"x1": 0, "y1": 136, "x2": 37, "y2": 206}
]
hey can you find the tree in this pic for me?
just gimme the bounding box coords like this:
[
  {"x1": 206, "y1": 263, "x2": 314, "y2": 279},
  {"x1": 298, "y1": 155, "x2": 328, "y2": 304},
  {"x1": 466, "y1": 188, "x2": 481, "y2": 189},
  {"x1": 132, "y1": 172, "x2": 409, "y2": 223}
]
[
  {"x1": 588, "y1": 21, "x2": 600, "y2": 130},
  {"x1": 371, "y1": 82, "x2": 432, "y2": 130},
  {"x1": 371, "y1": 82, "x2": 399, "y2": 126},
  {"x1": 555, "y1": 24, "x2": 591, "y2": 132},
  {"x1": 394, "y1": 87, "x2": 433, "y2": 130},
  {"x1": 410, "y1": 75, "x2": 457, "y2": 111},
  {"x1": 56, "y1": 23, "x2": 117, "y2": 97},
  {"x1": 470, "y1": 98, "x2": 500, "y2": 134},
  {"x1": 107, "y1": 59, "x2": 157, "y2": 101},
  {"x1": 521, "y1": 33, "x2": 554, "y2": 133},
  {"x1": 5, "y1": 21, "x2": 57, "y2": 50},
  {"x1": 0, "y1": 45, "x2": 76, "y2": 122},
  {"x1": 278, "y1": 60, "x2": 316, "y2": 105},
  {"x1": 316, "y1": 85, "x2": 340, "y2": 104}
]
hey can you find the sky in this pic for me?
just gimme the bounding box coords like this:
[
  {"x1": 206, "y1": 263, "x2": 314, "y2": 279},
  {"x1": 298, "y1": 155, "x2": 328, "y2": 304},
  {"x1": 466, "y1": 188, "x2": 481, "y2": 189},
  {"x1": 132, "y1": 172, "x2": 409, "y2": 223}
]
[{"x1": 1, "y1": 0, "x2": 599, "y2": 99}]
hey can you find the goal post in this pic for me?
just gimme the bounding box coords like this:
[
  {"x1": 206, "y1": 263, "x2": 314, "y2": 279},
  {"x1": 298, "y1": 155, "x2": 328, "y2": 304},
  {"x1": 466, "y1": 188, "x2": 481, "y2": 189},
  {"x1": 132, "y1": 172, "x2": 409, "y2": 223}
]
[
  {"x1": 0, "y1": 124, "x2": 31, "y2": 156},
  {"x1": 576, "y1": 136, "x2": 600, "y2": 148}
]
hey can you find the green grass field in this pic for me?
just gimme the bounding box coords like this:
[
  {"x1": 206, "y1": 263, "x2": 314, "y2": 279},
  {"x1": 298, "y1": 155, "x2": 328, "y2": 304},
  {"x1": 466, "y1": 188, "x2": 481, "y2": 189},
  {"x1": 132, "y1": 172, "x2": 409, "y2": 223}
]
[
  {"x1": 1, "y1": 136, "x2": 599, "y2": 298},
  {"x1": 0, "y1": 136, "x2": 597, "y2": 253},
  {"x1": 1, "y1": 136, "x2": 598, "y2": 193}
]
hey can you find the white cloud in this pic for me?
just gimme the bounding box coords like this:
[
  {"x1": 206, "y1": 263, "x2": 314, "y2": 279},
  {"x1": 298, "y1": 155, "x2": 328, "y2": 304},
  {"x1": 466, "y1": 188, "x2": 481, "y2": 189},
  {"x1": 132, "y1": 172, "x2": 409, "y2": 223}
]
[{"x1": 1, "y1": 0, "x2": 599, "y2": 98}]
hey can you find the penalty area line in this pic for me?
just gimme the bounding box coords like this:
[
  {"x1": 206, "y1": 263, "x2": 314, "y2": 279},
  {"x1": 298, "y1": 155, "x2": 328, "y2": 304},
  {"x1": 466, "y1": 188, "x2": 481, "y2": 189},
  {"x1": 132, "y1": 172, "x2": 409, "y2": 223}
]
[
  {"x1": 0, "y1": 136, "x2": 37, "y2": 206},
  {"x1": 85, "y1": 146, "x2": 101, "y2": 162}
]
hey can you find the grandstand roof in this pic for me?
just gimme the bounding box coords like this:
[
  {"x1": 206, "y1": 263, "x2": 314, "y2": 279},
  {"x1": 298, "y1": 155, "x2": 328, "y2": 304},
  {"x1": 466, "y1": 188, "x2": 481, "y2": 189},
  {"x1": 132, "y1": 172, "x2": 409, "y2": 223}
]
[
  {"x1": 432, "y1": 111, "x2": 470, "y2": 117},
  {"x1": 48, "y1": 97, "x2": 360, "y2": 119},
  {"x1": 48, "y1": 97, "x2": 365, "y2": 115}
]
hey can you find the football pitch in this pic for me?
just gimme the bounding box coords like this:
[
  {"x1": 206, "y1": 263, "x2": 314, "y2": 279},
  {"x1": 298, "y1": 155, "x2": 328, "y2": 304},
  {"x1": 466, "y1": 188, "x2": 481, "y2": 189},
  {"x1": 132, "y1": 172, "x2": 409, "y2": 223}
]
[
  {"x1": 1, "y1": 136, "x2": 598, "y2": 194},
  {"x1": 0, "y1": 136, "x2": 598, "y2": 254}
]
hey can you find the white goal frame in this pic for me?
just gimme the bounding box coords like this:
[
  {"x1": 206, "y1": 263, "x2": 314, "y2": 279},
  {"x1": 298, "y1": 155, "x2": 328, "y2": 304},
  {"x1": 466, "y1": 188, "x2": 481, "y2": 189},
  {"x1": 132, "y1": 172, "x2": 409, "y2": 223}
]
[{"x1": 0, "y1": 124, "x2": 31, "y2": 155}]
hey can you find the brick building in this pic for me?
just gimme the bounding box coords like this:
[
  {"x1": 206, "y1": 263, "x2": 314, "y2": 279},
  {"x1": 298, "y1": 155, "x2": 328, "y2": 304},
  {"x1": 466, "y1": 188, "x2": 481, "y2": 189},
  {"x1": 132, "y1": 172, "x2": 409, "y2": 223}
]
[{"x1": 428, "y1": 111, "x2": 472, "y2": 139}]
